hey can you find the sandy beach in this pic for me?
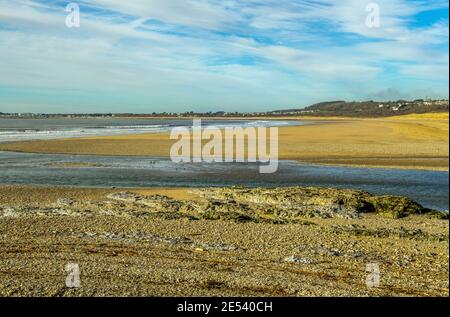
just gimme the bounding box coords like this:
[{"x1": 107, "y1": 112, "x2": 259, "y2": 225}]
[
  {"x1": 0, "y1": 114, "x2": 448, "y2": 297},
  {"x1": 0, "y1": 114, "x2": 448, "y2": 171},
  {"x1": 0, "y1": 185, "x2": 448, "y2": 297},
  {"x1": 2, "y1": 0, "x2": 448, "y2": 302}
]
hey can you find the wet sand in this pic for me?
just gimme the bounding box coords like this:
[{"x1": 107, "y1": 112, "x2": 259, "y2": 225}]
[
  {"x1": 0, "y1": 115, "x2": 448, "y2": 171},
  {"x1": 0, "y1": 185, "x2": 448, "y2": 297}
]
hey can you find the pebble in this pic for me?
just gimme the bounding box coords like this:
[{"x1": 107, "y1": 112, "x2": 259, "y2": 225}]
[{"x1": 284, "y1": 256, "x2": 311, "y2": 264}]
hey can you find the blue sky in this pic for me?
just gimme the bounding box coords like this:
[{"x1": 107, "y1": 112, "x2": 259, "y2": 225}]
[{"x1": 0, "y1": 0, "x2": 448, "y2": 113}]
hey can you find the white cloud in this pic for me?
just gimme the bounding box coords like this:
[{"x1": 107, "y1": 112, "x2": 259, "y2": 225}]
[{"x1": 0, "y1": 0, "x2": 448, "y2": 112}]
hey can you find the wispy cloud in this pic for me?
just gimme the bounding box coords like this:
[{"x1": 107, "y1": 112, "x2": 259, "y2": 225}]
[{"x1": 0, "y1": 0, "x2": 448, "y2": 113}]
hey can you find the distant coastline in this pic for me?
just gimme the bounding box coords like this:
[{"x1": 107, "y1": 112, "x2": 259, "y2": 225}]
[{"x1": 2, "y1": 98, "x2": 448, "y2": 119}]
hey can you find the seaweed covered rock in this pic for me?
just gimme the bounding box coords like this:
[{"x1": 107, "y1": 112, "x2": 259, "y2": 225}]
[
  {"x1": 4, "y1": 187, "x2": 443, "y2": 221},
  {"x1": 107, "y1": 192, "x2": 182, "y2": 212},
  {"x1": 368, "y1": 195, "x2": 429, "y2": 219},
  {"x1": 194, "y1": 187, "x2": 440, "y2": 220}
]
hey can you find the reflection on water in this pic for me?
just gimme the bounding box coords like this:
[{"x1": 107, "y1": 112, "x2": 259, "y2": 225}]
[{"x1": 0, "y1": 151, "x2": 448, "y2": 211}]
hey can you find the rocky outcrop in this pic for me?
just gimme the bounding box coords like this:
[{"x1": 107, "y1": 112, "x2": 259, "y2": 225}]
[
  {"x1": 1, "y1": 187, "x2": 446, "y2": 221},
  {"x1": 106, "y1": 192, "x2": 183, "y2": 211},
  {"x1": 193, "y1": 187, "x2": 443, "y2": 220},
  {"x1": 366, "y1": 195, "x2": 435, "y2": 219}
]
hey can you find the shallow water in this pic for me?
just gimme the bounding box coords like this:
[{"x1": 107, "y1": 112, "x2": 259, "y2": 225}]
[
  {"x1": 0, "y1": 118, "x2": 297, "y2": 142},
  {"x1": 0, "y1": 151, "x2": 448, "y2": 211}
]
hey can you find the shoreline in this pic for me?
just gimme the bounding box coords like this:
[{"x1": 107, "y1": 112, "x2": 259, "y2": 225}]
[
  {"x1": 0, "y1": 115, "x2": 448, "y2": 171},
  {"x1": 0, "y1": 150, "x2": 448, "y2": 172}
]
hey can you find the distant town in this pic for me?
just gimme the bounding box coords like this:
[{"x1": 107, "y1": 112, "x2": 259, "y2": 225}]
[{"x1": 1, "y1": 99, "x2": 448, "y2": 118}]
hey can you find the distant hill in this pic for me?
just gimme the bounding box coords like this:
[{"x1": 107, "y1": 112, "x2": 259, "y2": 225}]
[
  {"x1": 272, "y1": 99, "x2": 449, "y2": 117},
  {"x1": 1, "y1": 99, "x2": 448, "y2": 119}
]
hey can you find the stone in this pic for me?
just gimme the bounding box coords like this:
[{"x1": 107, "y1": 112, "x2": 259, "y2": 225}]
[{"x1": 284, "y1": 256, "x2": 311, "y2": 264}]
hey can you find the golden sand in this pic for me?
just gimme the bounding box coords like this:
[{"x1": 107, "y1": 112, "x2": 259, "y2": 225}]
[
  {"x1": 389, "y1": 112, "x2": 449, "y2": 120},
  {"x1": 0, "y1": 185, "x2": 203, "y2": 206},
  {"x1": 0, "y1": 115, "x2": 448, "y2": 170}
]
